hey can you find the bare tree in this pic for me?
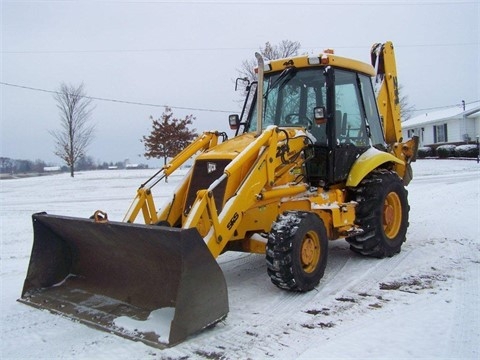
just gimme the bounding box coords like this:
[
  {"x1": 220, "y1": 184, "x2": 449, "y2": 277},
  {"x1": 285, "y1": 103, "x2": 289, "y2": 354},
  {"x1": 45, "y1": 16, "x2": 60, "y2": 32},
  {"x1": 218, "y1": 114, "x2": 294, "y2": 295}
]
[
  {"x1": 398, "y1": 84, "x2": 415, "y2": 121},
  {"x1": 50, "y1": 83, "x2": 95, "y2": 177},
  {"x1": 237, "y1": 40, "x2": 302, "y2": 83}
]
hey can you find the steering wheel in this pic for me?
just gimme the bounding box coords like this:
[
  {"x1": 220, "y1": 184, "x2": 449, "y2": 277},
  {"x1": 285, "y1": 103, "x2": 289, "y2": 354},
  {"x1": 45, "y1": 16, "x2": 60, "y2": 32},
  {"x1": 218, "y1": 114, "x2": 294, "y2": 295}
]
[{"x1": 285, "y1": 113, "x2": 312, "y2": 128}]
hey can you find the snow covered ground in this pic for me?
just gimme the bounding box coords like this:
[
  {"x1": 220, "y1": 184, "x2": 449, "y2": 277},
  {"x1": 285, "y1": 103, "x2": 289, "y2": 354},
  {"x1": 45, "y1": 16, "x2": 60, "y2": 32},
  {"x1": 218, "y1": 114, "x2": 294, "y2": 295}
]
[{"x1": 1, "y1": 159, "x2": 479, "y2": 359}]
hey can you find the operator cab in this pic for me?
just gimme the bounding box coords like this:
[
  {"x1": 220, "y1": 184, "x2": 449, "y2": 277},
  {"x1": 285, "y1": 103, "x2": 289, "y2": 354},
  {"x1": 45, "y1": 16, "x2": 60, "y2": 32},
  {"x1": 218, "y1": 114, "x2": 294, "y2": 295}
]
[{"x1": 229, "y1": 63, "x2": 386, "y2": 187}]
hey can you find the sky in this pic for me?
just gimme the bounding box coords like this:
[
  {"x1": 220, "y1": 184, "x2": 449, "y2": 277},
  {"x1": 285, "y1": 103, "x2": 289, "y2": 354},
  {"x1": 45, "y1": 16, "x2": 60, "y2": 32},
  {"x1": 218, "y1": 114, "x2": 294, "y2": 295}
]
[{"x1": 1, "y1": 0, "x2": 479, "y2": 166}]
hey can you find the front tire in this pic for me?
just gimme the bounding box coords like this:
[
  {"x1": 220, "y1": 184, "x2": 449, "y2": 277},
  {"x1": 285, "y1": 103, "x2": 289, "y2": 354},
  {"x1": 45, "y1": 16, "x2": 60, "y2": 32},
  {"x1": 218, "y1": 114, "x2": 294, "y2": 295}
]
[
  {"x1": 347, "y1": 169, "x2": 409, "y2": 258},
  {"x1": 266, "y1": 212, "x2": 328, "y2": 292}
]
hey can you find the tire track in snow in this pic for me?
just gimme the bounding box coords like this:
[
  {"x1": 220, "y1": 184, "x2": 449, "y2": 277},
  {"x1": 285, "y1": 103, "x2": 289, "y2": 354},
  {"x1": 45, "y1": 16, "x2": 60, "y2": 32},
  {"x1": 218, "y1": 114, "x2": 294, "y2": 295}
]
[
  {"x1": 292, "y1": 241, "x2": 417, "y2": 338},
  {"x1": 428, "y1": 237, "x2": 480, "y2": 358},
  {"x1": 172, "y1": 251, "x2": 323, "y2": 358},
  {"x1": 172, "y1": 240, "x2": 417, "y2": 359}
]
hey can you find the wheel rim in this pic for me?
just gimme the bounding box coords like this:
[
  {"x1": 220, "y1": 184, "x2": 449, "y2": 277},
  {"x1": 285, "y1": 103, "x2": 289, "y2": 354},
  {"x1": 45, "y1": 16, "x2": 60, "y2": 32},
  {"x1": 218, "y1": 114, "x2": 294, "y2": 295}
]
[
  {"x1": 383, "y1": 192, "x2": 402, "y2": 239},
  {"x1": 301, "y1": 231, "x2": 321, "y2": 273}
]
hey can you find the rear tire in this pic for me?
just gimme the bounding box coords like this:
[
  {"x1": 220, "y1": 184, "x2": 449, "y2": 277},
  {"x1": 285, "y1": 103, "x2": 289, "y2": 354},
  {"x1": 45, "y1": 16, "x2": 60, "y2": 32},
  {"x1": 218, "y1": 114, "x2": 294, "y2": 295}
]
[
  {"x1": 347, "y1": 170, "x2": 409, "y2": 258},
  {"x1": 266, "y1": 212, "x2": 328, "y2": 292}
]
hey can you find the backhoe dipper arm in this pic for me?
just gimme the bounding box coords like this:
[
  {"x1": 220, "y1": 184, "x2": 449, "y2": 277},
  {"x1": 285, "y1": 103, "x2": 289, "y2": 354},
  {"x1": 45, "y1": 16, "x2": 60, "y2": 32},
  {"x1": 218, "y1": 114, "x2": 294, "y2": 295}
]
[
  {"x1": 123, "y1": 131, "x2": 222, "y2": 224},
  {"x1": 372, "y1": 41, "x2": 402, "y2": 144},
  {"x1": 372, "y1": 41, "x2": 418, "y2": 184}
]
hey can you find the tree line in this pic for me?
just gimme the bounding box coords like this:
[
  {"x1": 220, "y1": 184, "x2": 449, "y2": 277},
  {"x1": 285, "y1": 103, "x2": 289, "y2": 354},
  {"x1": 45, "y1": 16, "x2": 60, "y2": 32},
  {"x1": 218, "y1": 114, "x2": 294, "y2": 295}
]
[
  {"x1": 0, "y1": 158, "x2": 48, "y2": 174},
  {"x1": 0, "y1": 156, "x2": 149, "y2": 175}
]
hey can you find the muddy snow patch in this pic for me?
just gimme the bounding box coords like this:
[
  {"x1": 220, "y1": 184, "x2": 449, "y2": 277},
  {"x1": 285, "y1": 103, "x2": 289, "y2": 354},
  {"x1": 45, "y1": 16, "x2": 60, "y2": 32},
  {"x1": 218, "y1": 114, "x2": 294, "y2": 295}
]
[{"x1": 380, "y1": 272, "x2": 449, "y2": 294}]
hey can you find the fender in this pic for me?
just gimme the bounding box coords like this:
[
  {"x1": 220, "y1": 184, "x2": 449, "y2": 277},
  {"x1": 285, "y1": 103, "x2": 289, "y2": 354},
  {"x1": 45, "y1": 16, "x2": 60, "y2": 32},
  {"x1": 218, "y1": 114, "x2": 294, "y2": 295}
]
[{"x1": 346, "y1": 147, "x2": 404, "y2": 187}]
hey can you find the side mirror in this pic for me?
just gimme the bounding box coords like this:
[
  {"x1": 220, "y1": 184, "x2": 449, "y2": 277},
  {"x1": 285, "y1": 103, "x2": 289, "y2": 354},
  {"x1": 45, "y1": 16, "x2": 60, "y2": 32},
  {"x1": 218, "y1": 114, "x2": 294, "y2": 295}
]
[
  {"x1": 229, "y1": 114, "x2": 240, "y2": 130},
  {"x1": 313, "y1": 106, "x2": 327, "y2": 125},
  {"x1": 235, "y1": 77, "x2": 250, "y2": 91}
]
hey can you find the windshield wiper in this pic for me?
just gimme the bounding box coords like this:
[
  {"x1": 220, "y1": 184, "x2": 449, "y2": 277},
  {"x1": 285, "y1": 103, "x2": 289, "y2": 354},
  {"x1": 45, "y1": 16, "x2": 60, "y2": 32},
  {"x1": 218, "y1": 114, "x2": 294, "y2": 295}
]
[{"x1": 264, "y1": 66, "x2": 297, "y2": 99}]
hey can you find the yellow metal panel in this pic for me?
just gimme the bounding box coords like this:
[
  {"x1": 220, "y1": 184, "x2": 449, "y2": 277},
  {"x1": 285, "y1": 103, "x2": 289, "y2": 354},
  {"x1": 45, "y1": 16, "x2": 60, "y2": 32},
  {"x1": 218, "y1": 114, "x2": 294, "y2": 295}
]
[
  {"x1": 329, "y1": 203, "x2": 356, "y2": 229},
  {"x1": 346, "y1": 147, "x2": 404, "y2": 187},
  {"x1": 198, "y1": 133, "x2": 257, "y2": 160},
  {"x1": 240, "y1": 237, "x2": 267, "y2": 254},
  {"x1": 267, "y1": 53, "x2": 375, "y2": 76},
  {"x1": 322, "y1": 54, "x2": 375, "y2": 76}
]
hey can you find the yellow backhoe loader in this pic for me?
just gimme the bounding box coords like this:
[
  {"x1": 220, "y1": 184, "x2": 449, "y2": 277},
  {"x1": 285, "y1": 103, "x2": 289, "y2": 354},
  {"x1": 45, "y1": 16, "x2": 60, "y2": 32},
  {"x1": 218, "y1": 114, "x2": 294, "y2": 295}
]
[{"x1": 19, "y1": 41, "x2": 418, "y2": 348}]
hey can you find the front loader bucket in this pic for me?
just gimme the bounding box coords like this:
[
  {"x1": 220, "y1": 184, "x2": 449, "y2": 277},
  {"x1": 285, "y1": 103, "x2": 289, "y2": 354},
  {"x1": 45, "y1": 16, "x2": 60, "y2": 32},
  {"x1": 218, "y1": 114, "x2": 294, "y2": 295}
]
[{"x1": 18, "y1": 212, "x2": 229, "y2": 348}]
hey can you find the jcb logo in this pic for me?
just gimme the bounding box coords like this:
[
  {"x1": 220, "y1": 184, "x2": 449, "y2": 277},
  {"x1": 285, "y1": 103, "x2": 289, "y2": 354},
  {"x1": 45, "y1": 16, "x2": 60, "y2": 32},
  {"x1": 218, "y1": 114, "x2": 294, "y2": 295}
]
[
  {"x1": 207, "y1": 162, "x2": 217, "y2": 174},
  {"x1": 227, "y1": 212, "x2": 239, "y2": 230}
]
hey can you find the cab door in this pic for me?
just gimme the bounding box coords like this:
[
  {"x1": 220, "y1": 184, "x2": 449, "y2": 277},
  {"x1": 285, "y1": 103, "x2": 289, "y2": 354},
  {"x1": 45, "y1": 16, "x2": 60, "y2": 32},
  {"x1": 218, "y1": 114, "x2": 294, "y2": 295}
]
[{"x1": 328, "y1": 68, "x2": 371, "y2": 183}]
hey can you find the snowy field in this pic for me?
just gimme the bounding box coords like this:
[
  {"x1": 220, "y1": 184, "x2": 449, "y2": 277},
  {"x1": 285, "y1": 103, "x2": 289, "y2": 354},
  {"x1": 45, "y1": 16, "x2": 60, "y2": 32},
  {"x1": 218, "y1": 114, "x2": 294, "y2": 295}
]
[{"x1": 1, "y1": 159, "x2": 479, "y2": 359}]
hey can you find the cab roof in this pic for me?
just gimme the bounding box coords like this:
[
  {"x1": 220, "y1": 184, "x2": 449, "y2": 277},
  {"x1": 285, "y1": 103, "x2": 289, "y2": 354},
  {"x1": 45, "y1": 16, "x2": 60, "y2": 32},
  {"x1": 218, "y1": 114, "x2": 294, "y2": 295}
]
[{"x1": 265, "y1": 52, "x2": 375, "y2": 76}]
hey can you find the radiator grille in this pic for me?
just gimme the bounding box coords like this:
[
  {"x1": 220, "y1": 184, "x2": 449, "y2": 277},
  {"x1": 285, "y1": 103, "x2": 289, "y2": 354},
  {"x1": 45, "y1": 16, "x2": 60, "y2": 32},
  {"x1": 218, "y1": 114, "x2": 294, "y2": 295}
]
[{"x1": 184, "y1": 159, "x2": 231, "y2": 215}]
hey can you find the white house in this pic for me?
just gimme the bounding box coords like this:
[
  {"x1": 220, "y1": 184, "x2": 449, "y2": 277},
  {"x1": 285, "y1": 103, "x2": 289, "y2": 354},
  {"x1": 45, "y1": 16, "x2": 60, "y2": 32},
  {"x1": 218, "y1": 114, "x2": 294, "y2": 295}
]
[{"x1": 401, "y1": 103, "x2": 480, "y2": 148}]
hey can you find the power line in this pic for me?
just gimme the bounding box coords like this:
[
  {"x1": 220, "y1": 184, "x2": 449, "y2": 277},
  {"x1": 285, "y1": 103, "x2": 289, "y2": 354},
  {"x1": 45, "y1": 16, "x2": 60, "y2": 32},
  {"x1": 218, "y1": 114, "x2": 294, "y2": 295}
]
[
  {"x1": 0, "y1": 81, "x2": 236, "y2": 114},
  {"x1": 2, "y1": 81, "x2": 478, "y2": 115},
  {"x1": 1, "y1": 42, "x2": 477, "y2": 55},
  {"x1": 413, "y1": 100, "x2": 480, "y2": 113},
  {"x1": 0, "y1": 47, "x2": 256, "y2": 55}
]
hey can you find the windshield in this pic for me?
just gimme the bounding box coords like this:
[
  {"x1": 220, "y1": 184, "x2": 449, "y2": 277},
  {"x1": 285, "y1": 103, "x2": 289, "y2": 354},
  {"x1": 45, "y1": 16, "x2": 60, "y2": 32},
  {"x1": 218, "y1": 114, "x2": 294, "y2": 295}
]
[{"x1": 247, "y1": 67, "x2": 327, "y2": 132}]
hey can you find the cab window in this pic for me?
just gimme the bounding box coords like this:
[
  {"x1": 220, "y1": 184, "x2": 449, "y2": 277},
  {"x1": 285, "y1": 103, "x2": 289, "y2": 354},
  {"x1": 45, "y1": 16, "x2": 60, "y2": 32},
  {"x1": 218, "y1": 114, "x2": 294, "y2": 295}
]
[{"x1": 334, "y1": 70, "x2": 369, "y2": 147}]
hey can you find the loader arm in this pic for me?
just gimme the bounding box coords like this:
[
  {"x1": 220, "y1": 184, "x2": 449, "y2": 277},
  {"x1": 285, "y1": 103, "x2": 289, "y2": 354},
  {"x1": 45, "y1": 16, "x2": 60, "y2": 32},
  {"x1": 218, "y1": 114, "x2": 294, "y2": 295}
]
[
  {"x1": 123, "y1": 131, "x2": 223, "y2": 224},
  {"x1": 183, "y1": 126, "x2": 309, "y2": 258}
]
